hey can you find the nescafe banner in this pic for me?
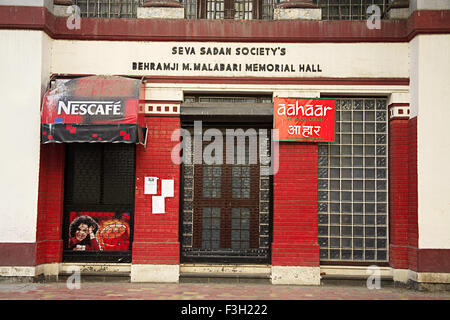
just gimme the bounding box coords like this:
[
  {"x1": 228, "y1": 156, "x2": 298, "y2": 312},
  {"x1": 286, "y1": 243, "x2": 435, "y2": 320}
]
[{"x1": 41, "y1": 75, "x2": 146, "y2": 144}]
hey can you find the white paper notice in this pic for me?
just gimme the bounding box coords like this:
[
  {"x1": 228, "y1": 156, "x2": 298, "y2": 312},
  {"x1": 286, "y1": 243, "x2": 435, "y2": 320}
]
[
  {"x1": 161, "y1": 179, "x2": 174, "y2": 197},
  {"x1": 144, "y1": 177, "x2": 158, "y2": 195},
  {"x1": 152, "y1": 196, "x2": 165, "y2": 214}
]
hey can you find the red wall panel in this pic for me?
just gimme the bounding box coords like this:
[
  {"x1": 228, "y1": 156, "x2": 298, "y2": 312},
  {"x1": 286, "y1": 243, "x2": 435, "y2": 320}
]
[
  {"x1": 35, "y1": 144, "x2": 65, "y2": 265},
  {"x1": 272, "y1": 142, "x2": 319, "y2": 267},
  {"x1": 132, "y1": 116, "x2": 181, "y2": 265}
]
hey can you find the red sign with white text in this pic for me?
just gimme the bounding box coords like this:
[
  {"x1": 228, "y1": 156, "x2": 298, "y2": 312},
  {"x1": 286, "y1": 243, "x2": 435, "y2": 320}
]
[{"x1": 274, "y1": 97, "x2": 335, "y2": 142}]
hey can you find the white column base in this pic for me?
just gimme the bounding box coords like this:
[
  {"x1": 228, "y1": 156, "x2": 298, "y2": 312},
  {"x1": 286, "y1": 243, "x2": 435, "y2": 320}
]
[
  {"x1": 131, "y1": 264, "x2": 179, "y2": 283},
  {"x1": 411, "y1": 271, "x2": 450, "y2": 284},
  {"x1": 0, "y1": 266, "x2": 36, "y2": 277},
  {"x1": 392, "y1": 268, "x2": 450, "y2": 284},
  {"x1": 35, "y1": 263, "x2": 60, "y2": 277},
  {"x1": 271, "y1": 266, "x2": 320, "y2": 285}
]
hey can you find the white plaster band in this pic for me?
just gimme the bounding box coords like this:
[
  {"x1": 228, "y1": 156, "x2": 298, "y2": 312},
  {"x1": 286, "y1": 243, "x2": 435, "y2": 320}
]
[
  {"x1": 141, "y1": 103, "x2": 180, "y2": 115},
  {"x1": 389, "y1": 104, "x2": 410, "y2": 119}
]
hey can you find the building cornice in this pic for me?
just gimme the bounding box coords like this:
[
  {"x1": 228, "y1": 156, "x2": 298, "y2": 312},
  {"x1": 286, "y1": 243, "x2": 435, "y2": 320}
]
[{"x1": 0, "y1": 5, "x2": 449, "y2": 43}]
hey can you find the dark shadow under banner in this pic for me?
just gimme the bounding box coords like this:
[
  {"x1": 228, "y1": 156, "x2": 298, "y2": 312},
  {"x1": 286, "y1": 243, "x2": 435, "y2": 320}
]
[{"x1": 40, "y1": 75, "x2": 146, "y2": 145}]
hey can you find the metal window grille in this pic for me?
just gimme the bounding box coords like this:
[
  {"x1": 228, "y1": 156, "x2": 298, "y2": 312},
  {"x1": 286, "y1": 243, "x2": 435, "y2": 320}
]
[
  {"x1": 181, "y1": 0, "x2": 198, "y2": 19},
  {"x1": 72, "y1": 0, "x2": 144, "y2": 18},
  {"x1": 233, "y1": 0, "x2": 253, "y2": 20},
  {"x1": 207, "y1": 0, "x2": 225, "y2": 19},
  {"x1": 181, "y1": 0, "x2": 280, "y2": 20},
  {"x1": 318, "y1": 98, "x2": 388, "y2": 262},
  {"x1": 184, "y1": 95, "x2": 272, "y2": 103},
  {"x1": 201, "y1": 207, "x2": 222, "y2": 249},
  {"x1": 313, "y1": 0, "x2": 391, "y2": 20},
  {"x1": 71, "y1": 0, "x2": 392, "y2": 20},
  {"x1": 262, "y1": 0, "x2": 280, "y2": 20},
  {"x1": 231, "y1": 208, "x2": 251, "y2": 249},
  {"x1": 64, "y1": 144, "x2": 136, "y2": 206}
]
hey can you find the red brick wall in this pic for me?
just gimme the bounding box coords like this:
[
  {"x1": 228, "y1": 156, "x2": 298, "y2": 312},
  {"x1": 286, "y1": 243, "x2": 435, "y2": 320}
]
[
  {"x1": 272, "y1": 142, "x2": 319, "y2": 267},
  {"x1": 132, "y1": 116, "x2": 180, "y2": 265},
  {"x1": 388, "y1": 116, "x2": 419, "y2": 272},
  {"x1": 388, "y1": 119, "x2": 410, "y2": 269},
  {"x1": 407, "y1": 117, "x2": 418, "y2": 271},
  {"x1": 36, "y1": 143, "x2": 65, "y2": 265}
]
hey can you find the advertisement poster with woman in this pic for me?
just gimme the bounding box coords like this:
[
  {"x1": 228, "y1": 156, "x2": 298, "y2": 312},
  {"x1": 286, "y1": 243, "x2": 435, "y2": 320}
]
[{"x1": 68, "y1": 211, "x2": 131, "y2": 251}]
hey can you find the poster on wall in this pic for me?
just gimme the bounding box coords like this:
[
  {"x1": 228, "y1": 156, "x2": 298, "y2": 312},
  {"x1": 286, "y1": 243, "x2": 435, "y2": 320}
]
[
  {"x1": 68, "y1": 212, "x2": 131, "y2": 251},
  {"x1": 273, "y1": 97, "x2": 335, "y2": 142}
]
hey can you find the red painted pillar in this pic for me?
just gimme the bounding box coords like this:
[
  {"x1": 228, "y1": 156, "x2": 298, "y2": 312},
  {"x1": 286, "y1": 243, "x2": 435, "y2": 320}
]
[
  {"x1": 407, "y1": 116, "x2": 418, "y2": 272},
  {"x1": 388, "y1": 103, "x2": 419, "y2": 275},
  {"x1": 271, "y1": 142, "x2": 320, "y2": 284},
  {"x1": 388, "y1": 116, "x2": 410, "y2": 269},
  {"x1": 132, "y1": 116, "x2": 180, "y2": 266},
  {"x1": 36, "y1": 144, "x2": 65, "y2": 266}
]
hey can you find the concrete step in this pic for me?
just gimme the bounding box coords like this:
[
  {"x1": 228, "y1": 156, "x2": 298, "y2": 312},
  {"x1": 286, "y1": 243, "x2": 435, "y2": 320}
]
[
  {"x1": 58, "y1": 272, "x2": 130, "y2": 283},
  {"x1": 179, "y1": 272, "x2": 271, "y2": 284}
]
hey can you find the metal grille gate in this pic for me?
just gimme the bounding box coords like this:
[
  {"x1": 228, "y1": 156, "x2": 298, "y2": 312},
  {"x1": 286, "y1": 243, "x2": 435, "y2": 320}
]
[
  {"x1": 63, "y1": 143, "x2": 136, "y2": 262},
  {"x1": 181, "y1": 126, "x2": 272, "y2": 263}
]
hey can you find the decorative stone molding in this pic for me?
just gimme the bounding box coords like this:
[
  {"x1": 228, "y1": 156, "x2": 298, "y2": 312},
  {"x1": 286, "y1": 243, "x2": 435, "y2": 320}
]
[
  {"x1": 138, "y1": 0, "x2": 184, "y2": 19},
  {"x1": 384, "y1": 0, "x2": 410, "y2": 19},
  {"x1": 274, "y1": 0, "x2": 321, "y2": 20},
  {"x1": 389, "y1": 103, "x2": 410, "y2": 120},
  {"x1": 53, "y1": 0, "x2": 73, "y2": 17},
  {"x1": 140, "y1": 101, "x2": 181, "y2": 115}
]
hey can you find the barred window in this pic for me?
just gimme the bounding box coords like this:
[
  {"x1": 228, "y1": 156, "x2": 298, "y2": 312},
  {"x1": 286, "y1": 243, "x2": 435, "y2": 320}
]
[
  {"x1": 318, "y1": 98, "x2": 388, "y2": 262},
  {"x1": 314, "y1": 0, "x2": 391, "y2": 20},
  {"x1": 71, "y1": 0, "x2": 392, "y2": 20},
  {"x1": 180, "y1": 0, "x2": 281, "y2": 19},
  {"x1": 183, "y1": 0, "x2": 391, "y2": 20},
  {"x1": 72, "y1": 0, "x2": 144, "y2": 18}
]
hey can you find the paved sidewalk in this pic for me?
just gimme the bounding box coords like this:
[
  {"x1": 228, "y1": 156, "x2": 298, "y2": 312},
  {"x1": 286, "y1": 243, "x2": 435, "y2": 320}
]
[{"x1": 0, "y1": 281, "x2": 449, "y2": 300}]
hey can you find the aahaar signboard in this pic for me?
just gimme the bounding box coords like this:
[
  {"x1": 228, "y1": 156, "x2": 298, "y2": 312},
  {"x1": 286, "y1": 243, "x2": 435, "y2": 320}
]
[{"x1": 273, "y1": 97, "x2": 335, "y2": 142}]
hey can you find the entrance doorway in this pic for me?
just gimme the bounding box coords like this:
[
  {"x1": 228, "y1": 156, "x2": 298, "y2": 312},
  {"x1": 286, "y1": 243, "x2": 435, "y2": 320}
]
[
  {"x1": 62, "y1": 143, "x2": 135, "y2": 262},
  {"x1": 180, "y1": 125, "x2": 272, "y2": 263}
]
